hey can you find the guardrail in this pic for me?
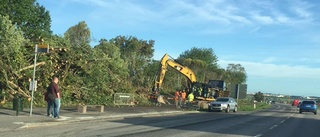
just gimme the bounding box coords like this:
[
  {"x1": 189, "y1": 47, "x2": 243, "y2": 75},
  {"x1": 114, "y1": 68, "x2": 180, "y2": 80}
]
[{"x1": 113, "y1": 93, "x2": 135, "y2": 107}]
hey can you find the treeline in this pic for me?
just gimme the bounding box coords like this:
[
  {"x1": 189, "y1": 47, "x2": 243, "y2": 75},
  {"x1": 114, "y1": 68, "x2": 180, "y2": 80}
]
[{"x1": 0, "y1": 0, "x2": 247, "y2": 106}]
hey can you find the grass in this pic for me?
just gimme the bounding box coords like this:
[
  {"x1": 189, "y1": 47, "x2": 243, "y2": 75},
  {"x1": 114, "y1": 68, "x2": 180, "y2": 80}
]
[{"x1": 238, "y1": 101, "x2": 271, "y2": 111}]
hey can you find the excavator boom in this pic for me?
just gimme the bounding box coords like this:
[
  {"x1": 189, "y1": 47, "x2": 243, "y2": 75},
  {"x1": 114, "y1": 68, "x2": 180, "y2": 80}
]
[{"x1": 154, "y1": 53, "x2": 197, "y2": 92}]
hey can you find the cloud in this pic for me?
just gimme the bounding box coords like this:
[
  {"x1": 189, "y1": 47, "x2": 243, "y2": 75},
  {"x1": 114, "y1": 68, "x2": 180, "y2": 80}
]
[
  {"x1": 275, "y1": 16, "x2": 290, "y2": 24},
  {"x1": 249, "y1": 26, "x2": 261, "y2": 33},
  {"x1": 262, "y1": 57, "x2": 277, "y2": 63},
  {"x1": 65, "y1": 0, "x2": 317, "y2": 33},
  {"x1": 251, "y1": 14, "x2": 274, "y2": 25},
  {"x1": 219, "y1": 59, "x2": 320, "y2": 79},
  {"x1": 290, "y1": 0, "x2": 313, "y2": 18},
  {"x1": 70, "y1": 0, "x2": 252, "y2": 25},
  {"x1": 71, "y1": 0, "x2": 108, "y2": 7}
]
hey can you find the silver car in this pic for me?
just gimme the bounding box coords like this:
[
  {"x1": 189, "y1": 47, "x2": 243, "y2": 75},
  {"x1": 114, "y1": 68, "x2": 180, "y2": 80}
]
[{"x1": 208, "y1": 97, "x2": 238, "y2": 113}]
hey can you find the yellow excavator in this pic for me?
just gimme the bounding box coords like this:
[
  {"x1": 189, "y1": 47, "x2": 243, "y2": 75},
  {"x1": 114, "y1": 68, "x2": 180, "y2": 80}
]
[
  {"x1": 153, "y1": 53, "x2": 222, "y2": 102},
  {"x1": 153, "y1": 53, "x2": 196, "y2": 91}
]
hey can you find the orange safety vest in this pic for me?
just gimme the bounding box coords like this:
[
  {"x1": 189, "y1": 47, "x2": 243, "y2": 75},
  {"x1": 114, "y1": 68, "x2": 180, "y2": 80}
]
[
  {"x1": 181, "y1": 92, "x2": 186, "y2": 101},
  {"x1": 174, "y1": 91, "x2": 180, "y2": 101}
]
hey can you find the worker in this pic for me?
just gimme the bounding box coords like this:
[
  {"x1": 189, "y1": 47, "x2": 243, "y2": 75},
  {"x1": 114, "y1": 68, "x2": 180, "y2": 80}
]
[
  {"x1": 214, "y1": 89, "x2": 219, "y2": 99},
  {"x1": 187, "y1": 92, "x2": 194, "y2": 102},
  {"x1": 174, "y1": 90, "x2": 180, "y2": 108},
  {"x1": 157, "y1": 95, "x2": 166, "y2": 106},
  {"x1": 203, "y1": 85, "x2": 208, "y2": 98},
  {"x1": 180, "y1": 90, "x2": 187, "y2": 106},
  {"x1": 154, "y1": 91, "x2": 161, "y2": 106}
]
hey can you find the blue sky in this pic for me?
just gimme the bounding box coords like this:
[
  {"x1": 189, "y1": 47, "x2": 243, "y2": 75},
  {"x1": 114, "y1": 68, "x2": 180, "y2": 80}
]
[{"x1": 38, "y1": 0, "x2": 320, "y2": 96}]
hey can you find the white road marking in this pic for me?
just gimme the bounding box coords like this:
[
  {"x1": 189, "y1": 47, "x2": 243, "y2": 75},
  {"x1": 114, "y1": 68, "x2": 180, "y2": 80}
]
[
  {"x1": 77, "y1": 117, "x2": 95, "y2": 120},
  {"x1": 269, "y1": 125, "x2": 278, "y2": 130},
  {"x1": 255, "y1": 134, "x2": 263, "y2": 137},
  {"x1": 13, "y1": 122, "x2": 24, "y2": 124},
  {"x1": 280, "y1": 120, "x2": 285, "y2": 123}
]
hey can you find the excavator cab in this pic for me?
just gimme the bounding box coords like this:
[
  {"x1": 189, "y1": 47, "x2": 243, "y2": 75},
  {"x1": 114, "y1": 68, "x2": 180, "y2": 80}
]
[{"x1": 191, "y1": 82, "x2": 215, "y2": 101}]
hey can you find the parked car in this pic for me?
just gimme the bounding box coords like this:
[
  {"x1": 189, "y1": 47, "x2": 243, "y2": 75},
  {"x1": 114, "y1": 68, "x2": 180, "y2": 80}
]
[
  {"x1": 208, "y1": 97, "x2": 237, "y2": 113},
  {"x1": 299, "y1": 100, "x2": 317, "y2": 115}
]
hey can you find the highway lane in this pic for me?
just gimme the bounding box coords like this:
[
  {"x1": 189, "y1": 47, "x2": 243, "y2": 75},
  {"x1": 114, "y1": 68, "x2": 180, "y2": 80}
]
[
  {"x1": 261, "y1": 106, "x2": 320, "y2": 137},
  {"x1": 119, "y1": 104, "x2": 300, "y2": 137},
  {"x1": 2, "y1": 104, "x2": 319, "y2": 137}
]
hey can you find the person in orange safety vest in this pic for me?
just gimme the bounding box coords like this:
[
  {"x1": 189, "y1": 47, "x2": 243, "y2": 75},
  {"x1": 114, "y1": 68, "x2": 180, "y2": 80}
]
[
  {"x1": 174, "y1": 90, "x2": 180, "y2": 108},
  {"x1": 180, "y1": 90, "x2": 187, "y2": 106}
]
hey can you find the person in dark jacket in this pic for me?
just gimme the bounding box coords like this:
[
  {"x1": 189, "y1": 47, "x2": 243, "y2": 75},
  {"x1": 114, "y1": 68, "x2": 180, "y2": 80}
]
[
  {"x1": 48, "y1": 77, "x2": 61, "y2": 118},
  {"x1": 44, "y1": 90, "x2": 53, "y2": 117}
]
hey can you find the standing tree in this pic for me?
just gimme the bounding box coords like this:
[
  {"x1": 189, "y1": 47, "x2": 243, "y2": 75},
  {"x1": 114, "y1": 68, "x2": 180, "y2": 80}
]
[
  {"x1": 110, "y1": 36, "x2": 155, "y2": 88},
  {"x1": 64, "y1": 21, "x2": 91, "y2": 47},
  {"x1": 179, "y1": 47, "x2": 218, "y2": 66},
  {"x1": 92, "y1": 39, "x2": 130, "y2": 93},
  {"x1": 254, "y1": 92, "x2": 264, "y2": 102},
  {"x1": 0, "y1": 15, "x2": 29, "y2": 98},
  {"x1": 0, "y1": 0, "x2": 52, "y2": 41},
  {"x1": 177, "y1": 47, "x2": 220, "y2": 82},
  {"x1": 225, "y1": 64, "x2": 247, "y2": 84}
]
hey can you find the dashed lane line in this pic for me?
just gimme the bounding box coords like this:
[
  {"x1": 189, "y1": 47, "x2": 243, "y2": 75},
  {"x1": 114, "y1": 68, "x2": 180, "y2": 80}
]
[{"x1": 269, "y1": 125, "x2": 278, "y2": 130}]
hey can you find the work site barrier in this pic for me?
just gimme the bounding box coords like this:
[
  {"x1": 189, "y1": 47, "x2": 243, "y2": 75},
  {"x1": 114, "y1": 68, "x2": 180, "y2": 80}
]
[{"x1": 113, "y1": 93, "x2": 135, "y2": 106}]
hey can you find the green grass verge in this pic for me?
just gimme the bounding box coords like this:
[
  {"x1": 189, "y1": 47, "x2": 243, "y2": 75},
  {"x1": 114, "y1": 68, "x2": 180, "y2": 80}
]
[{"x1": 238, "y1": 102, "x2": 271, "y2": 111}]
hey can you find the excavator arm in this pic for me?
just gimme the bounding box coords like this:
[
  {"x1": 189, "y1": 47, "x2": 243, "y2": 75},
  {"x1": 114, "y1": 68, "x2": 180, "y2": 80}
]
[{"x1": 154, "y1": 53, "x2": 197, "y2": 92}]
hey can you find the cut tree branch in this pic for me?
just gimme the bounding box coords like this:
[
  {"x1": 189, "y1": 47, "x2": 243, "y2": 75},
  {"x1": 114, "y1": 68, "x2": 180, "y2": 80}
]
[
  {"x1": 7, "y1": 81, "x2": 30, "y2": 98},
  {"x1": 19, "y1": 62, "x2": 45, "y2": 72}
]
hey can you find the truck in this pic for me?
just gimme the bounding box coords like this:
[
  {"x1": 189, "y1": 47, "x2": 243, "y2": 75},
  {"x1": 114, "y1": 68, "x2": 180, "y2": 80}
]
[{"x1": 153, "y1": 53, "x2": 229, "y2": 108}]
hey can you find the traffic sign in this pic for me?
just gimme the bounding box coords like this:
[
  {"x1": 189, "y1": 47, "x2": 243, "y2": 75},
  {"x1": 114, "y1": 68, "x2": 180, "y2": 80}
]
[{"x1": 37, "y1": 44, "x2": 49, "y2": 53}]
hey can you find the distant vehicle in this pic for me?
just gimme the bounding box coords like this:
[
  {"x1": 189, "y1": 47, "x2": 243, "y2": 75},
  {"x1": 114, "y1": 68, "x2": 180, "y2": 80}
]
[
  {"x1": 299, "y1": 100, "x2": 317, "y2": 115},
  {"x1": 208, "y1": 97, "x2": 237, "y2": 113},
  {"x1": 292, "y1": 99, "x2": 300, "y2": 106}
]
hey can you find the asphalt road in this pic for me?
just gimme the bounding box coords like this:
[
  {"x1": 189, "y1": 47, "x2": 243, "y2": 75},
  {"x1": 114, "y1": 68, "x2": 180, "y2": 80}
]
[{"x1": 2, "y1": 104, "x2": 320, "y2": 137}]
